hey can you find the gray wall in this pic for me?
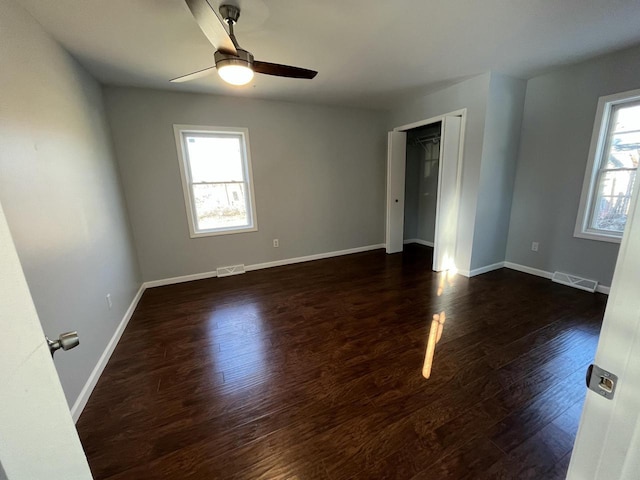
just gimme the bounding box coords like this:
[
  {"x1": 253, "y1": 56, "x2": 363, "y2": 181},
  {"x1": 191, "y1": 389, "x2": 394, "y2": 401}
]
[
  {"x1": 506, "y1": 45, "x2": 640, "y2": 286},
  {"x1": 0, "y1": 0, "x2": 141, "y2": 407},
  {"x1": 471, "y1": 74, "x2": 526, "y2": 269},
  {"x1": 390, "y1": 74, "x2": 491, "y2": 273},
  {"x1": 104, "y1": 87, "x2": 388, "y2": 282}
]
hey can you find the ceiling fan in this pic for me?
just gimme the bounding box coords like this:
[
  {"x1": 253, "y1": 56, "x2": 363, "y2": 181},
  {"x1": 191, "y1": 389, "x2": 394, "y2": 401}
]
[{"x1": 172, "y1": 0, "x2": 318, "y2": 86}]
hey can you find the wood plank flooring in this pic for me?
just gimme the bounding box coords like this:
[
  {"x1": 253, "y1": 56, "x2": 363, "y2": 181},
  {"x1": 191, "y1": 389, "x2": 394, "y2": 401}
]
[{"x1": 76, "y1": 245, "x2": 606, "y2": 479}]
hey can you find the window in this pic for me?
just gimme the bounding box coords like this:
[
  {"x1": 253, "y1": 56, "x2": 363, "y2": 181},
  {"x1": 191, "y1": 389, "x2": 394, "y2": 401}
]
[
  {"x1": 575, "y1": 89, "x2": 640, "y2": 243},
  {"x1": 174, "y1": 125, "x2": 257, "y2": 237}
]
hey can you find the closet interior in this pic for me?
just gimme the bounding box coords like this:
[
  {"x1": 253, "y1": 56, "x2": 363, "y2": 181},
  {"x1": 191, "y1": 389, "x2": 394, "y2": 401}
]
[{"x1": 403, "y1": 122, "x2": 442, "y2": 248}]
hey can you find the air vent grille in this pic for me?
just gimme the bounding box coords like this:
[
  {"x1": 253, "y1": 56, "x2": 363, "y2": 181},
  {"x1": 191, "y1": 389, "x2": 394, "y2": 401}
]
[
  {"x1": 552, "y1": 271, "x2": 598, "y2": 293},
  {"x1": 216, "y1": 264, "x2": 246, "y2": 277}
]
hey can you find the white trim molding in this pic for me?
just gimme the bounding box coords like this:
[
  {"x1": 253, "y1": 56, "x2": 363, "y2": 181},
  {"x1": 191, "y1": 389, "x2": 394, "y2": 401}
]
[
  {"x1": 71, "y1": 284, "x2": 145, "y2": 422},
  {"x1": 144, "y1": 270, "x2": 219, "y2": 288},
  {"x1": 503, "y1": 261, "x2": 553, "y2": 280},
  {"x1": 173, "y1": 124, "x2": 258, "y2": 239},
  {"x1": 246, "y1": 244, "x2": 386, "y2": 272},
  {"x1": 504, "y1": 261, "x2": 610, "y2": 295},
  {"x1": 171, "y1": 240, "x2": 609, "y2": 298},
  {"x1": 574, "y1": 88, "x2": 640, "y2": 244},
  {"x1": 143, "y1": 244, "x2": 387, "y2": 289},
  {"x1": 403, "y1": 238, "x2": 435, "y2": 247},
  {"x1": 459, "y1": 260, "x2": 611, "y2": 294},
  {"x1": 460, "y1": 261, "x2": 506, "y2": 278},
  {"x1": 393, "y1": 108, "x2": 467, "y2": 133}
]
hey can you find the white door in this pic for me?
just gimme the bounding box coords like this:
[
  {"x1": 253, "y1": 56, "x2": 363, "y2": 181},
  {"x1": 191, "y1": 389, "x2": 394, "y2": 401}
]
[
  {"x1": 433, "y1": 116, "x2": 462, "y2": 272},
  {"x1": 0, "y1": 202, "x2": 93, "y2": 479},
  {"x1": 567, "y1": 179, "x2": 640, "y2": 479},
  {"x1": 386, "y1": 131, "x2": 407, "y2": 254}
]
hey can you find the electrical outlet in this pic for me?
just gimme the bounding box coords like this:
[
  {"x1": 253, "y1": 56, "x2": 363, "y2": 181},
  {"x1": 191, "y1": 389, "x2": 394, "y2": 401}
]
[
  {"x1": 273, "y1": 239, "x2": 279, "y2": 248},
  {"x1": 106, "y1": 294, "x2": 112, "y2": 310},
  {"x1": 531, "y1": 242, "x2": 539, "y2": 252}
]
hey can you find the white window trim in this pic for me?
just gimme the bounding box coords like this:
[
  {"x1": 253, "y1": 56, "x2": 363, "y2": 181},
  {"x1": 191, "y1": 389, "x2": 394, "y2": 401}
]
[
  {"x1": 173, "y1": 124, "x2": 258, "y2": 238},
  {"x1": 574, "y1": 88, "x2": 640, "y2": 244}
]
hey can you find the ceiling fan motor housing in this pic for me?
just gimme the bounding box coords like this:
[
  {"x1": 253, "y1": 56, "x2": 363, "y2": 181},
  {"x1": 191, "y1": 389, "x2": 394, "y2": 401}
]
[
  {"x1": 214, "y1": 48, "x2": 254, "y2": 69},
  {"x1": 171, "y1": 0, "x2": 318, "y2": 83}
]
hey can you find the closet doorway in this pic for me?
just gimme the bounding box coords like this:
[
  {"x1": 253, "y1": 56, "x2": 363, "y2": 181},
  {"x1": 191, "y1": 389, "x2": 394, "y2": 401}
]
[
  {"x1": 404, "y1": 123, "x2": 441, "y2": 251},
  {"x1": 386, "y1": 111, "x2": 465, "y2": 272}
]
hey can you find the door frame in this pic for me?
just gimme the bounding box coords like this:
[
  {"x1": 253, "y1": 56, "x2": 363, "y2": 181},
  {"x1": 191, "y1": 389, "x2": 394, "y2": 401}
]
[{"x1": 386, "y1": 109, "x2": 467, "y2": 269}]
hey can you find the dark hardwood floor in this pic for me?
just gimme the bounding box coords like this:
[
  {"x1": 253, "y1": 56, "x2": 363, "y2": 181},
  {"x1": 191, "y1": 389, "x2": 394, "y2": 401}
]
[{"x1": 76, "y1": 245, "x2": 606, "y2": 479}]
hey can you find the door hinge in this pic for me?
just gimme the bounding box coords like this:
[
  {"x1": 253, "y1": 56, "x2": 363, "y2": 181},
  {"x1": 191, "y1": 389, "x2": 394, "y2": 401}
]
[{"x1": 586, "y1": 364, "x2": 618, "y2": 400}]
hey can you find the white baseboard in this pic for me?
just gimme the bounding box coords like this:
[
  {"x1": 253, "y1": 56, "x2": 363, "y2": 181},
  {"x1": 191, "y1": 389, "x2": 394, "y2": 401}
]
[
  {"x1": 459, "y1": 261, "x2": 505, "y2": 278},
  {"x1": 403, "y1": 238, "x2": 434, "y2": 247},
  {"x1": 143, "y1": 244, "x2": 386, "y2": 289},
  {"x1": 70, "y1": 284, "x2": 145, "y2": 423},
  {"x1": 144, "y1": 270, "x2": 219, "y2": 288},
  {"x1": 459, "y1": 260, "x2": 611, "y2": 294},
  {"x1": 503, "y1": 261, "x2": 553, "y2": 280},
  {"x1": 246, "y1": 244, "x2": 386, "y2": 272},
  {"x1": 144, "y1": 251, "x2": 611, "y2": 296},
  {"x1": 504, "y1": 261, "x2": 610, "y2": 295}
]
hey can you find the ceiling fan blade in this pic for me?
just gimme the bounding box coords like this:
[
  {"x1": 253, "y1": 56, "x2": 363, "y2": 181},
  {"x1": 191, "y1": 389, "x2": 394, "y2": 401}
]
[
  {"x1": 253, "y1": 61, "x2": 318, "y2": 79},
  {"x1": 184, "y1": 0, "x2": 237, "y2": 55},
  {"x1": 170, "y1": 66, "x2": 216, "y2": 83}
]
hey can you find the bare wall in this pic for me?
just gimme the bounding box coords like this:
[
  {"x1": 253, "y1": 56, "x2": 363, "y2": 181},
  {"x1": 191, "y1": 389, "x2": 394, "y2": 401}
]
[
  {"x1": 506, "y1": 45, "x2": 640, "y2": 285},
  {"x1": 104, "y1": 87, "x2": 388, "y2": 281},
  {"x1": 0, "y1": 0, "x2": 141, "y2": 407},
  {"x1": 471, "y1": 73, "x2": 526, "y2": 269}
]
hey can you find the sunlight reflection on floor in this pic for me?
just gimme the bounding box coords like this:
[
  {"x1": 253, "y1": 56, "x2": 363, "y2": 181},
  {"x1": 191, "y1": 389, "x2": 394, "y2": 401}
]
[
  {"x1": 423, "y1": 266, "x2": 457, "y2": 379},
  {"x1": 209, "y1": 303, "x2": 269, "y2": 392}
]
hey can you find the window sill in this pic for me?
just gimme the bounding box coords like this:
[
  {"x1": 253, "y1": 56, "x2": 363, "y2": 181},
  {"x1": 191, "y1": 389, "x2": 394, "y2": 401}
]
[
  {"x1": 189, "y1": 226, "x2": 258, "y2": 238},
  {"x1": 574, "y1": 230, "x2": 622, "y2": 244}
]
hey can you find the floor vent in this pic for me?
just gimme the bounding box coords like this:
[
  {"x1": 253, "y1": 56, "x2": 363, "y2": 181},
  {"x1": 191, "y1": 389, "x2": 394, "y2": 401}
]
[
  {"x1": 552, "y1": 271, "x2": 598, "y2": 293},
  {"x1": 216, "y1": 264, "x2": 246, "y2": 277}
]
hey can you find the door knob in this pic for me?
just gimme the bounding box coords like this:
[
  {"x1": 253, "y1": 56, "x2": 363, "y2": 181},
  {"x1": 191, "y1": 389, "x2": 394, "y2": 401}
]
[{"x1": 46, "y1": 331, "x2": 79, "y2": 356}]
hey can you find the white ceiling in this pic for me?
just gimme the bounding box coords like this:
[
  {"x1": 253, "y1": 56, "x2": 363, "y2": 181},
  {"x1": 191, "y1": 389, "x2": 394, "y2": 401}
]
[{"x1": 16, "y1": 0, "x2": 640, "y2": 109}]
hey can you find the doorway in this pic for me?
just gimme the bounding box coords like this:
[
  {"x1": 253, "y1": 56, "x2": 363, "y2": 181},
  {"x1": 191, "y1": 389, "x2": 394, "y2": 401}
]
[
  {"x1": 386, "y1": 111, "x2": 466, "y2": 272},
  {"x1": 403, "y1": 123, "x2": 441, "y2": 251}
]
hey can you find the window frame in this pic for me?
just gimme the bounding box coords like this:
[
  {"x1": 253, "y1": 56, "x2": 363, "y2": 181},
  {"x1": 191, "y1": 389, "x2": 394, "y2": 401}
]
[
  {"x1": 574, "y1": 89, "x2": 640, "y2": 244},
  {"x1": 173, "y1": 124, "x2": 258, "y2": 238}
]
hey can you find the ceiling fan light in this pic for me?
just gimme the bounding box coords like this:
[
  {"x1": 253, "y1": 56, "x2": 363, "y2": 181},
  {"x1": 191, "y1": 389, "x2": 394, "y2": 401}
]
[{"x1": 217, "y1": 64, "x2": 254, "y2": 85}]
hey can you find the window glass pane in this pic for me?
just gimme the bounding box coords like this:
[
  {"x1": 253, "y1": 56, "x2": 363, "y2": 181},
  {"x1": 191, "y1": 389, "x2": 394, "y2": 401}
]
[
  {"x1": 590, "y1": 170, "x2": 636, "y2": 232},
  {"x1": 192, "y1": 183, "x2": 249, "y2": 230},
  {"x1": 612, "y1": 103, "x2": 640, "y2": 133},
  {"x1": 605, "y1": 132, "x2": 640, "y2": 169},
  {"x1": 185, "y1": 134, "x2": 245, "y2": 182}
]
